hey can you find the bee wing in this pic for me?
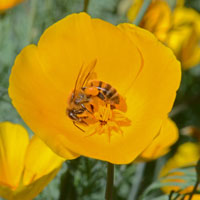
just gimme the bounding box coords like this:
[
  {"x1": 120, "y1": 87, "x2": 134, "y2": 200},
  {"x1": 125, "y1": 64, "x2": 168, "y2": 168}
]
[
  {"x1": 74, "y1": 59, "x2": 97, "y2": 94},
  {"x1": 82, "y1": 59, "x2": 97, "y2": 88}
]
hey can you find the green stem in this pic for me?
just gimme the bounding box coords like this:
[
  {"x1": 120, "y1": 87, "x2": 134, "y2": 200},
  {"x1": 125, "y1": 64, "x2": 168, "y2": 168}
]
[
  {"x1": 169, "y1": 190, "x2": 175, "y2": 200},
  {"x1": 133, "y1": 0, "x2": 152, "y2": 25},
  {"x1": 188, "y1": 179, "x2": 199, "y2": 200},
  {"x1": 169, "y1": 190, "x2": 183, "y2": 200},
  {"x1": 59, "y1": 161, "x2": 78, "y2": 200},
  {"x1": 105, "y1": 162, "x2": 114, "y2": 200},
  {"x1": 128, "y1": 162, "x2": 146, "y2": 200},
  {"x1": 174, "y1": 193, "x2": 182, "y2": 200},
  {"x1": 25, "y1": 0, "x2": 37, "y2": 44},
  {"x1": 180, "y1": 194, "x2": 187, "y2": 200},
  {"x1": 153, "y1": 157, "x2": 166, "y2": 181},
  {"x1": 83, "y1": 0, "x2": 90, "y2": 12}
]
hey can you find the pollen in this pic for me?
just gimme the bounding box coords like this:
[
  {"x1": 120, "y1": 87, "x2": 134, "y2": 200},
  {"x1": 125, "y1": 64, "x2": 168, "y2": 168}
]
[
  {"x1": 85, "y1": 103, "x2": 131, "y2": 142},
  {"x1": 94, "y1": 104, "x2": 112, "y2": 123}
]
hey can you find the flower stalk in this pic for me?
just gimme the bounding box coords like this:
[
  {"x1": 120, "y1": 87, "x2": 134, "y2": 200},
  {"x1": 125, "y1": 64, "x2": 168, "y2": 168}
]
[
  {"x1": 168, "y1": 190, "x2": 181, "y2": 200},
  {"x1": 133, "y1": 0, "x2": 152, "y2": 25},
  {"x1": 128, "y1": 162, "x2": 146, "y2": 200},
  {"x1": 59, "y1": 162, "x2": 77, "y2": 200},
  {"x1": 105, "y1": 163, "x2": 114, "y2": 200},
  {"x1": 83, "y1": 0, "x2": 90, "y2": 12}
]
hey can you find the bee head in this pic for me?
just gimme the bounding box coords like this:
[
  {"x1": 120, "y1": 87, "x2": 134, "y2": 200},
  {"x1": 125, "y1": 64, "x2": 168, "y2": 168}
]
[
  {"x1": 67, "y1": 108, "x2": 85, "y2": 121},
  {"x1": 74, "y1": 93, "x2": 86, "y2": 105}
]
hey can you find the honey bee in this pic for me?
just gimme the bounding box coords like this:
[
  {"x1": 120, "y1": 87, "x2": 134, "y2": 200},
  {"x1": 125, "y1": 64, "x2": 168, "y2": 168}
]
[{"x1": 67, "y1": 59, "x2": 127, "y2": 131}]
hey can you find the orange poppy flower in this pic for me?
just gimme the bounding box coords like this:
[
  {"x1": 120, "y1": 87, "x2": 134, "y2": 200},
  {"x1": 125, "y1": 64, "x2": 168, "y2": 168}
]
[
  {"x1": 138, "y1": 118, "x2": 179, "y2": 161},
  {"x1": 0, "y1": 0, "x2": 24, "y2": 11},
  {"x1": 8, "y1": 12, "x2": 181, "y2": 164},
  {"x1": 0, "y1": 121, "x2": 64, "y2": 200}
]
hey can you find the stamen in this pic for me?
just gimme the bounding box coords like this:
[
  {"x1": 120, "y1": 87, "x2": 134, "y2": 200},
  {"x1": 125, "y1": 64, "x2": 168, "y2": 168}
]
[{"x1": 84, "y1": 102, "x2": 131, "y2": 142}]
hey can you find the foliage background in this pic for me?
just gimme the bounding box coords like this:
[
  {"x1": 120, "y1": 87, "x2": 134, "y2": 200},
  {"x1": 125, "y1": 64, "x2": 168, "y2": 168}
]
[{"x1": 0, "y1": 0, "x2": 200, "y2": 199}]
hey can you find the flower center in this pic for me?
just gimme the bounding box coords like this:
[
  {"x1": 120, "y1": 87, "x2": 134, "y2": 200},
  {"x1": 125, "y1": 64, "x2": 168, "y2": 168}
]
[
  {"x1": 67, "y1": 75, "x2": 131, "y2": 141},
  {"x1": 82, "y1": 101, "x2": 131, "y2": 142},
  {"x1": 94, "y1": 104, "x2": 112, "y2": 124}
]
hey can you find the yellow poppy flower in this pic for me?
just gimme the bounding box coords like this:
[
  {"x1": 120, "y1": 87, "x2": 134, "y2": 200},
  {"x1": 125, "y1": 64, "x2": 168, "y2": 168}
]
[
  {"x1": 0, "y1": 121, "x2": 64, "y2": 200},
  {"x1": 0, "y1": 0, "x2": 24, "y2": 11},
  {"x1": 138, "y1": 118, "x2": 179, "y2": 161},
  {"x1": 166, "y1": 8, "x2": 200, "y2": 69},
  {"x1": 160, "y1": 142, "x2": 200, "y2": 199},
  {"x1": 8, "y1": 12, "x2": 181, "y2": 164}
]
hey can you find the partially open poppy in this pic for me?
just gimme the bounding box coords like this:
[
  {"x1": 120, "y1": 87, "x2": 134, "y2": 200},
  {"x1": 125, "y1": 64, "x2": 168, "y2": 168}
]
[
  {"x1": 127, "y1": 0, "x2": 200, "y2": 69},
  {"x1": 166, "y1": 8, "x2": 200, "y2": 69},
  {"x1": 128, "y1": 0, "x2": 171, "y2": 41},
  {"x1": 0, "y1": 121, "x2": 64, "y2": 200},
  {"x1": 138, "y1": 118, "x2": 179, "y2": 161},
  {"x1": 8, "y1": 12, "x2": 181, "y2": 164},
  {"x1": 0, "y1": 0, "x2": 24, "y2": 11}
]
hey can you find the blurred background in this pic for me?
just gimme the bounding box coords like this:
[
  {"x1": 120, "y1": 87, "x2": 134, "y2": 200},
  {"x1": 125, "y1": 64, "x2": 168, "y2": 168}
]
[{"x1": 0, "y1": 0, "x2": 200, "y2": 199}]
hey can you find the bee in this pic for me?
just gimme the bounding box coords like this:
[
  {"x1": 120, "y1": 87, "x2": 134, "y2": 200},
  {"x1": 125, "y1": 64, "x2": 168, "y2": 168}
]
[{"x1": 67, "y1": 59, "x2": 127, "y2": 131}]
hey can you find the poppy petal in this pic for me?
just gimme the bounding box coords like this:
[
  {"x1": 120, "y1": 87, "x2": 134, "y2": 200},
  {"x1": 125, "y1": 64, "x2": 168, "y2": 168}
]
[
  {"x1": 9, "y1": 45, "x2": 80, "y2": 160},
  {"x1": 0, "y1": 122, "x2": 29, "y2": 189},
  {"x1": 139, "y1": 118, "x2": 179, "y2": 161},
  {"x1": 23, "y1": 135, "x2": 64, "y2": 185}
]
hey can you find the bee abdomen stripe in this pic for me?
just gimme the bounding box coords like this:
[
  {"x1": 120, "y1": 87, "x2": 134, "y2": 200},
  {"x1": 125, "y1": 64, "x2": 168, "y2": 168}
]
[
  {"x1": 103, "y1": 84, "x2": 111, "y2": 95},
  {"x1": 107, "y1": 89, "x2": 117, "y2": 98},
  {"x1": 97, "y1": 92, "x2": 105, "y2": 100},
  {"x1": 98, "y1": 81, "x2": 103, "y2": 90},
  {"x1": 110, "y1": 95, "x2": 120, "y2": 104}
]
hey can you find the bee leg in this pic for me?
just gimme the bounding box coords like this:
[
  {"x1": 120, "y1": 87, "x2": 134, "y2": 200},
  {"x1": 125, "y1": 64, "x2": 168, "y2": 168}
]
[
  {"x1": 73, "y1": 121, "x2": 85, "y2": 132},
  {"x1": 81, "y1": 104, "x2": 93, "y2": 114},
  {"x1": 81, "y1": 87, "x2": 86, "y2": 91},
  {"x1": 90, "y1": 104, "x2": 94, "y2": 112}
]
